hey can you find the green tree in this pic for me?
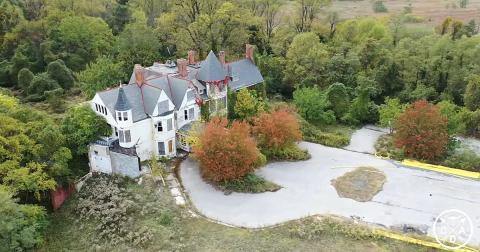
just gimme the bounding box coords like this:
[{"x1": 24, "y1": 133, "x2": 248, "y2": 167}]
[
  {"x1": 326, "y1": 83, "x2": 349, "y2": 119},
  {"x1": 348, "y1": 74, "x2": 378, "y2": 124},
  {"x1": 27, "y1": 72, "x2": 59, "y2": 97},
  {"x1": 53, "y1": 15, "x2": 114, "y2": 71},
  {"x1": 17, "y1": 68, "x2": 34, "y2": 91},
  {"x1": 234, "y1": 89, "x2": 262, "y2": 120},
  {"x1": 117, "y1": 22, "x2": 160, "y2": 72},
  {"x1": 0, "y1": 187, "x2": 47, "y2": 251},
  {"x1": 293, "y1": 86, "x2": 335, "y2": 124},
  {"x1": 62, "y1": 105, "x2": 111, "y2": 155},
  {"x1": 284, "y1": 32, "x2": 329, "y2": 90},
  {"x1": 465, "y1": 75, "x2": 480, "y2": 111},
  {"x1": 108, "y1": 0, "x2": 131, "y2": 35},
  {"x1": 77, "y1": 56, "x2": 126, "y2": 98},
  {"x1": 47, "y1": 59, "x2": 75, "y2": 90},
  {"x1": 378, "y1": 97, "x2": 406, "y2": 132},
  {"x1": 372, "y1": 1, "x2": 388, "y2": 13},
  {"x1": 437, "y1": 100, "x2": 465, "y2": 134}
]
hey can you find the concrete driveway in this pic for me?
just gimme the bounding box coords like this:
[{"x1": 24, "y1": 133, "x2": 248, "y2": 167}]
[{"x1": 179, "y1": 142, "x2": 480, "y2": 247}]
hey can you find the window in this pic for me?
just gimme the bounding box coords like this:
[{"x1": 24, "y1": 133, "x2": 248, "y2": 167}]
[
  {"x1": 125, "y1": 130, "x2": 131, "y2": 142},
  {"x1": 189, "y1": 108, "x2": 194, "y2": 120},
  {"x1": 167, "y1": 118, "x2": 173, "y2": 131},
  {"x1": 157, "y1": 121, "x2": 163, "y2": 132},
  {"x1": 117, "y1": 111, "x2": 129, "y2": 121},
  {"x1": 184, "y1": 109, "x2": 188, "y2": 120},
  {"x1": 95, "y1": 104, "x2": 99, "y2": 112},
  {"x1": 114, "y1": 127, "x2": 118, "y2": 137},
  {"x1": 119, "y1": 130, "x2": 124, "y2": 142},
  {"x1": 158, "y1": 142, "x2": 165, "y2": 155},
  {"x1": 118, "y1": 130, "x2": 131, "y2": 143}
]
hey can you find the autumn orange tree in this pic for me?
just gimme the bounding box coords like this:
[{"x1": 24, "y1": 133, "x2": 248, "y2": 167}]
[
  {"x1": 394, "y1": 100, "x2": 449, "y2": 161},
  {"x1": 192, "y1": 117, "x2": 259, "y2": 182},
  {"x1": 253, "y1": 109, "x2": 302, "y2": 151}
]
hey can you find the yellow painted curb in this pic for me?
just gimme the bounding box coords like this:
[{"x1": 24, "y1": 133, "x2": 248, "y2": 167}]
[
  {"x1": 401, "y1": 159, "x2": 480, "y2": 179},
  {"x1": 374, "y1": 229, "x2": 479, "y2": 252}
]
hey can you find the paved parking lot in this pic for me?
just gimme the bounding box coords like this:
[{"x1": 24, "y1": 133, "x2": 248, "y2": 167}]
[{"x1": 180, "y1": 142, "x2": 480, "y2": 247}]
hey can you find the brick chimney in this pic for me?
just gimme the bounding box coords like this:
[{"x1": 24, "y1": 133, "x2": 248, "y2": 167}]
[
  {"x1": 134, "y1": 64, "x2": 144, "y2": 86},
  {"x1": 219, "y1": 51, "x2": 226, "y2": 65},
  {"x1": 177, "y1": 58, "x2": 188, "y2": 78},
  {"x1": 245, "y1": 44, "x2": 254, "y2": 62},
  {"x1": 187, "y1": 50, "x2": 196, "y2": 65}
]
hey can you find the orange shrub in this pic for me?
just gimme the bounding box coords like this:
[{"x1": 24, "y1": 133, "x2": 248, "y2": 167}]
[
  {"x1": 193, "y1": 117, "x2": 259, "y2": 182},
  {"x1": 394, "y1": 100, "x2": 449, "y2": 161},
  {"x1": 253, "y1": 109, "x2": 302, "y2": 150}
]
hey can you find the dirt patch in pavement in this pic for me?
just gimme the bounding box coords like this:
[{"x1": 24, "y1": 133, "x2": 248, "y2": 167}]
[{"x1": 331, "y1": 167, "x2": 386, "y2": 202}]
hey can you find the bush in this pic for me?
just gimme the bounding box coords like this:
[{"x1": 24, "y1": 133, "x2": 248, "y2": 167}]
[
  {"x1": 47, "y1": 59, "x2": 75, "y2": 90},
  {"x1": 193, "y1": 117, "x2": 259, "y2": 182},
  {"x1": 374, "y1": 135, "x2": 405, "y2": 160},
  {"x1": 253, "y1": 152, "x2": 267, "y2": 168},
  {"x1": 234, "y1": 88, "x2": 264, "y2": 120},
  {"x1": 443, "y1": 150, "x2": 480, "y2": 172},
  {"x1": 253, "y1": 109, "x2": 302, "y2": 151},
  {"x1": 373, "y1": 1, "x2": 388, "y2": 13},
  {"x1": 45, "y1": 88, "x2": 65, "y2": 112},
  {"x1": 326, "y1": 83, "x2": 349, "y2": 119},
  {"x1": 293, "y1": 86, "x2": 336, "y2": 124},
  {"x1": 27, "y1": 72, "x2": 60, "y2": 97},
  {"x1": 0, "y1": 187, "x2": 47, "y2": 251},
  {"x1": 394, "y1": 100, "x2": 449, "y2": 161},
  {"x1": 378, "y1": 98, "x2": 407, "y2": 132},
  {"x1": 217, "y1": 173, "x2": 281, "y2": 193},
  {"x1": 62, "y1": 105, "x2": 112, "y2": 155},
  {"x1": 17, "y1": 68, "x2": 34, "y2": 90},
  {"x1": 75, "y1": 174, "x2": 156, "y2": 246},
  {"x1": 262, "y1": 143, "x2": 311, "y2": 161},
  {"x1": 300, "y1": 119, "x2": 350, "y2": 147}
]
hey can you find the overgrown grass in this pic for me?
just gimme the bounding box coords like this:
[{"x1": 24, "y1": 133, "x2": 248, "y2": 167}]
[
  {"x1": 41, "y1": 174, "x2": 439, "y2": 252},
  {"x1": 374, "y1": 134, "x2": 405, "y2": 160},
  {"x1": 217, "y1": 173, "x2": 281, "y2": 194},
  {"x1": 300, "y1": 119, "x2": 352, "y2": 148},
  {"x1": 331, "y1": 167, "x2": 386, "y2": 202}
]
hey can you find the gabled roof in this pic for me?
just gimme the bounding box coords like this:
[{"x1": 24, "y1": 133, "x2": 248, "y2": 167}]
[
  {"x1": 197, "y1": 51, "x2": 227, "y2": 82},
  {"x1": 227, "y1": 58, "x2": 264, "y2": 90},
  {"x1": 114, "y1": 87, "x2": 131, "y2": 111}
]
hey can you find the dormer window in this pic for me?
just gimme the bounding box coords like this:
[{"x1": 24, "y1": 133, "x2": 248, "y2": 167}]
[{"x1": 116, "y1": 111, "x2": 129, "y2": 121}]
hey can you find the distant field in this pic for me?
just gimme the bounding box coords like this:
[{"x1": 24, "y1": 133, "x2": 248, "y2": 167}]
[{"x1": 325, "y1": 0, "x2": 480, "y2": 25}]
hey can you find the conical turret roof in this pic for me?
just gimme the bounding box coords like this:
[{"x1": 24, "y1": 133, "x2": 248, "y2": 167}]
[
  {"x1": 197, "y1": 50, "x2": 227, "y2": 82},
  {"x1": 114, "y1": 86, "x2": 131, "y2": 111}
]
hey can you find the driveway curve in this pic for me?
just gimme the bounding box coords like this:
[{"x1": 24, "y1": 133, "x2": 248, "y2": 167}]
[{"x1": 179, "y1": 142, "x2": 480, "y2": 247}]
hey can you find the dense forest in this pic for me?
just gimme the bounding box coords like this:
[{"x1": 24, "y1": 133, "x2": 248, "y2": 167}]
[{"x1": 1, "y1": 0, "x2": 480, "y2": 250}]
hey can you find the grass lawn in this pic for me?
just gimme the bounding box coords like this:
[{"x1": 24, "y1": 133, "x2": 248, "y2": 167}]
[{"x1": 40, "y1": 174, "x2": 439, "y2": 252}]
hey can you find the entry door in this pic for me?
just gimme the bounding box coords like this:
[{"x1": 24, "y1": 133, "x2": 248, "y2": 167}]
[
  {"x1": 158, "y1": 142, "x2": 165, "y2": 155},
  {"x1": 168, "y1": 140, "x2": 173, "y2": 153}
]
